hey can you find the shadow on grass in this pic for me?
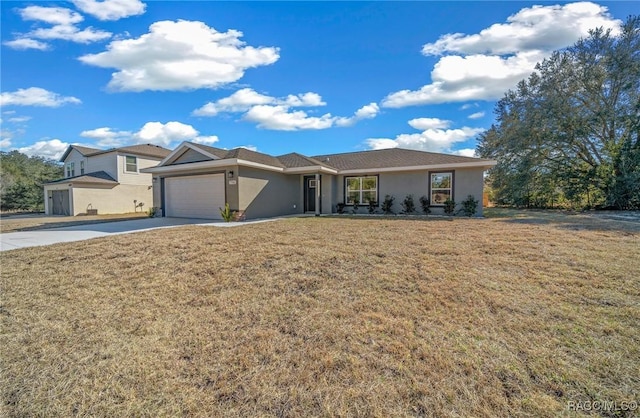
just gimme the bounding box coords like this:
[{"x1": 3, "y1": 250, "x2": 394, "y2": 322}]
[{"x1": 2, "y1": 215, "x2": 149, "y2": 233}]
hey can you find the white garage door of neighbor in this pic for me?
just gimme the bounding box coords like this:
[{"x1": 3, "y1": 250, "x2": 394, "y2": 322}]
[{"x1": 165, "y1": 174, "x2": 225, "y2": 219}]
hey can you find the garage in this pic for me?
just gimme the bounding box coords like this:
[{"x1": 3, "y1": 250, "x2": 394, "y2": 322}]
[{"x1": 164, "y1": 173, "x2": 225, "y2": 219}]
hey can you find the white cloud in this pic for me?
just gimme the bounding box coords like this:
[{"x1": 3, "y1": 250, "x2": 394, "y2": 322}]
[
  {"x1": 29, "y1": 25, "x2": 112, "y2": 44},
  {"x1": 80, "y1": 127, "x2": 132, "y2": 147},
  {"x1": 19, "y1": 6, "x2": 83, "y2": 25},
  {"x1": 71, "y1": 0, "x2": 146, "y2": 21},
  {"x1": 468, "y1": 111, "x2": 485, "y2": 119},
  {"x1": 365, "y1": 119, "x2": 484, "y2": 153},
  {"x1": 7, "y1": 116, "x2": 32, "y2": 123},
  {"x1": 408, "y1": 117, "x2": 450, "y2": 130},
  {"x1": 18, "y1": 139, "x2": 69, "y2": 160},
  {"x1": 382, "y1": 2, "x2": 621, "y2": 107},
  {"x1": 335, "y1": 102, "x2": 380, "y2": 127},
  {"x1": 193, "y1": 88, "x2": 276, "y2": 116},
  {"x1": 238, "y1": 145, "x2": 258, "y2": 151},
  {"x1": 0, "y1": 138, "x2": 11, "y2": 149},
  {"x1": 79, "y1": 121, "x2": 218, "y2": 148},
  {"x1": 195, "y1": 88, "x2": 376, "y2": 130},
  {"x1": 1, "y1": 88, "x2": 81, "y2": 107},
  {"x1": 79, "y1": 20, "x2": 280, "y2": 91},
  {"x1": 422, "y1": 2, "x2": 619, "y2": 56},
  {"x1": 191, "y1": 135, "x2": 220, "y2": 145},
  {"x1": 3, "y1": 38, "x2": 50, "y2": 51},
  {"x1": 454, "y1": 148, "x2": 477, "y2": 157},
  {"x1": 244, "y1": 105, "x2": 336, "y2": 131}
]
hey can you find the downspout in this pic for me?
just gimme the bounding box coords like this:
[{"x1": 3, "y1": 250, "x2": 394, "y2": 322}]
[{"x1": 315, "y1": 173, "x2": 320, "y2": 216}]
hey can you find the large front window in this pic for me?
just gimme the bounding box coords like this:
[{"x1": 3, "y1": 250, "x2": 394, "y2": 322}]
[
  {"x1": 346, "y1": 176, "x2": 377, "y2": 205},
  {"x1": 430, "y1": 172, "x2": 453, "y2": 205},
  {"x1": 125, "y1": 156, "x2": 137, "y2": 173}
]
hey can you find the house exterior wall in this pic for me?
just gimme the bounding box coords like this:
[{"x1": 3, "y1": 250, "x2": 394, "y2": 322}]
[
  {"x1": 335, "y1": 167, "x2": 486, "y2": 216},
  {"x1": 87, "y1": 153, "x2": 117, "y2": 179},
  {"x1": 71, "y1": 184, "x2": 151, "y2": 215},
  {"x1": 63, "y1": 149, "x2": 87, "y2": 178},
  {"x1": 116, "y1": 153, "x2": 161, "y2": 185},
  {"x1": 320, "y1": 174, "x2": 335, "y2": 214},
  {"x1": 237, "y1": 167, "x2": 300, "y2": 219}
]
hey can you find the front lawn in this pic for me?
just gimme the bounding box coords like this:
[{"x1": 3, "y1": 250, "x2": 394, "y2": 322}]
[{"x1": 1, "y1": 216, "x2": 638, "y2": 417}]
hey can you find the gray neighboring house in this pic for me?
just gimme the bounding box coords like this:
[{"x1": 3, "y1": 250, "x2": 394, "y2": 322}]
[
  {"x1": 44, "y1": 144, "x2": 171, "y2": 216},
  {"x1": 142, "y1": 141, "x2": 497, "y2": 220}
]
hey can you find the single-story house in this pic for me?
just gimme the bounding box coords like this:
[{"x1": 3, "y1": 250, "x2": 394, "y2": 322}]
[
  {"x1": 142, "y1": 142, "x2": 497, "y2": 220},
  {"x1": 44, "y1": 144, "x2": 171, "y2": 216}
]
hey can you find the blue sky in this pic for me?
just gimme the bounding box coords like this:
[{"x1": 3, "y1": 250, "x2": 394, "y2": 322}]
[{"x1": 0, "y1": 1, "x2": 635, "y2": 160}]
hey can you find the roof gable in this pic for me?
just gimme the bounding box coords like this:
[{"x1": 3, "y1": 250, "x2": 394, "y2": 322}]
[{"x1": 60, "y1": 144, "x2": 170, "y2": 162}]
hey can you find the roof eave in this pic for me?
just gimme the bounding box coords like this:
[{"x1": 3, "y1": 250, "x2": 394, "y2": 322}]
[
  {"x1": 283, "y1": 165, "x2": 338, "y2": 174},
  {"x1": 338, "y1": 160, "x2": 497, "y2": 174}
]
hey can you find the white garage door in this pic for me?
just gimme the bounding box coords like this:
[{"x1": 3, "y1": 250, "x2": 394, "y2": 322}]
[{"x1": 165, "y1": 174, "x2": 225, "y2": 219}]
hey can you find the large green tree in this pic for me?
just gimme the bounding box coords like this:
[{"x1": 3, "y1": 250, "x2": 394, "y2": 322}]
[
  {"x1": 0, "y1": 151, "x2": 63, "y2": 211},
  {"x1": 478, "y1": 16, "x2": 640, "y2": 209}
]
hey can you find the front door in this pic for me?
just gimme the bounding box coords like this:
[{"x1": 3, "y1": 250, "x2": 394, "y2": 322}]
[{"x1": 304, "y1": 175, "x2": 318, "y2": 213}]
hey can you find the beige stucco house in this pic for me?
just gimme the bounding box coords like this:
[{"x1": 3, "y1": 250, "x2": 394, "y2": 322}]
[
  {"x1": 43, "y1": 144, "x2": 171, "y2": 216},
  {"x1": 142, "y1": 142, "x2": 496, "y2": 220}
]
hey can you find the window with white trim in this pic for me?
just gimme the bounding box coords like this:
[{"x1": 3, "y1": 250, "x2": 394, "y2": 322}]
[
  {"x1": 80, "y1": 161, "x2": 85, "y2": 175},
  {"x1": 125, "y1": 156, "x2": 138, "y2": 173},
  {"x1": 345, "y1": 176, "x2": 378, "y2": 205},
  {"x1": 66, "y1": 162, "x2": 75, "y2": 178},
  {"x1": 430, "y1": 172, "x2": 452, "y2": 205}
]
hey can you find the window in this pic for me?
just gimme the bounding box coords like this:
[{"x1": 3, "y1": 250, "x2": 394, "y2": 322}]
[
  {"x1": 125, "y1": 156, "x2": 137, "y2": 173},
  {"x1": 66, "y1": 162, "x2": 75, "y2": 178},
  {"x1": 345, "y1": 176, "x2": 377, "y2": 205},
  {"x1": 430, "y1": 172, "x2": 453, "y2": 205},
  {"x1": 80, "y1": 161, "x2": 85, "y2": 175}
]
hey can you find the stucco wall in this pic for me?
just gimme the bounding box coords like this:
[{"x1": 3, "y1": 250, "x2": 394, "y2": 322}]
[
  {"x1": 117, "y1": 154, "x2": 162, "y2": 186},
  {"x1": 238, "y1": 167, "x2": 300, "y2": 219},
  {"x1": 87, "y1": 153, "x2": 117, "y2": 179},
  {"x1": 336, "y1": 168, "x2": 486, "y2": 216},
  {"x1": 71, "y1": 184, "x2": 152, "y2": 215}
]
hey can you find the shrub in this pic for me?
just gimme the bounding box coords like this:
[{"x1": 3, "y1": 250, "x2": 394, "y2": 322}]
[
  {"x1": 381, "y1": 195, "x2": 395, "y2": 215},
  {"x1": 401, "y1": 194, "x2": 416, "y2": 214},
  {"x1": 351, "y1": 199, "x2": 359, "y2": 214},
  {"x1": 148, "y1": 207, "x2": 158, "y2": 218},
  {"x1": 336, "y1": 203, "x2": 346, "y2": 214},
  {"x1": 367, "y1": 199, "x2": 377, "y2": 214},
  {"x1": 443, "y1": 198, "x2": 456, "y2": 216},
  {"x1": 219, "y1": 203, "x2": 236, "y2": 222},
  {"x1": 419, "y1": 195, "x2": 431, "y2": 214},
  {"x1": 459, "y1": 195, "x2": 479, "y2": 217}
]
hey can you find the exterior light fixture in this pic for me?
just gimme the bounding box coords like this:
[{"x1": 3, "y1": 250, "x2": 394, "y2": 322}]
[{"x1": 228, "y1": 170, "x2": 234, "y2": 179}]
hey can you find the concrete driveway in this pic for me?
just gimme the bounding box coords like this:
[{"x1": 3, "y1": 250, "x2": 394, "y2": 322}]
[{"x1": 0, "y1": 217, "x2": 218, "y2": 252}]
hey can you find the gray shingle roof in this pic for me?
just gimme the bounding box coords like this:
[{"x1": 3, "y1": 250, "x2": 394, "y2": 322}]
[
  {"x1": 311, "y1": 148, "x2": 493, "y2": 170},
  {"x1": 277, "y1": 152, "x2": 332, "y2": 168},
  {"x1": 44, "y1": 171, "x2": 118, "y2": 185},
  {"x1": 61, "y1": 144, "x2": 171, "y2": 162},
  {"x1": 188, "y1": 143, "x2": 286, "y2": 168}
]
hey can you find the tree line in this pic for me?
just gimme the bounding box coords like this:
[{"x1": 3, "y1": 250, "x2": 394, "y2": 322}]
[
  {"x1": 1, "y1": 151, "x2": 63, "y2": 212},
  {"x1": 477, "y1": 16, "x2": 640, "y2": 210}
]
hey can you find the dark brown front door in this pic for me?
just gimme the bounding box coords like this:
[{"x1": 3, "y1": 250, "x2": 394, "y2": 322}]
[{"x1": 304, "y1": 176, "x2": 317, "y2": 212}]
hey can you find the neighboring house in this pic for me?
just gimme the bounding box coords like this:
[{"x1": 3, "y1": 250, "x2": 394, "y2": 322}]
[
  {"x1": 142, "y1": 141, "x2": 497, "y2": 220},
  {"x1": 43, "y1": 144, "x2": 171, "y2": 216}
]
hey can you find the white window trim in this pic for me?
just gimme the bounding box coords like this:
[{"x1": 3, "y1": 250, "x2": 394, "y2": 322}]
[
  {"x1": 66, "y1": 162, "x2": 75, "y2": 178},
  {"x1": 80, "y1": 161, "x2": 85, "y2": 175},
  {"x1": 345, "y1": 175, "x2": 378, "y2": 205},
  {"x1": 430, "y1": 172, "x2": 453, "y2": 206},
  {"x1": 124, "y1": 155, "x2": 138, "y2": 173}
]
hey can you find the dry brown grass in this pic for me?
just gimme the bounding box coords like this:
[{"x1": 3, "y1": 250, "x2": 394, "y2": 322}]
[
  {"x1": 1, "y1": 215, "x2": 639, "y2": 417},
  {"x1": 0, "y1": 212, "x2": 148, "y2": 233}
]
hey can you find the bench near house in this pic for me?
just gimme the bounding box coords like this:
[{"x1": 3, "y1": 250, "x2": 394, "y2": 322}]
[
  {"x1": 43, "y1": 144, "x2": 171, "y2": 216},
  {"x1": 142, "y1": 142, "x2": 497, "y2": 220}
]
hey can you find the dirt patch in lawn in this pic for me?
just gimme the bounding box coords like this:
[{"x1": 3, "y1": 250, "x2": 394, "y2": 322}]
[
  {"x1": 0, "y1": 212, "x2": 148, "y2": 233},
  {"x1": 1, "y1": 216, "x2": 639, "y2": 417}
]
